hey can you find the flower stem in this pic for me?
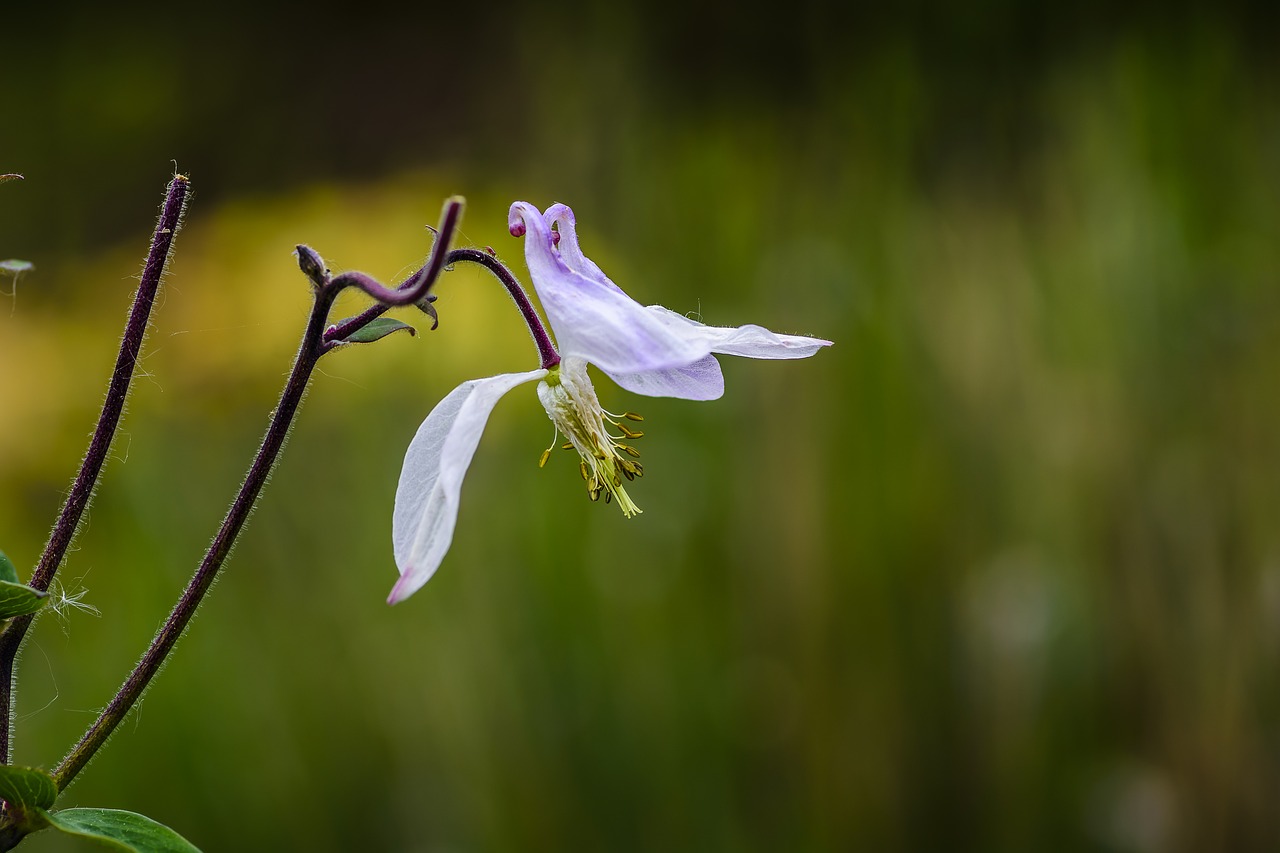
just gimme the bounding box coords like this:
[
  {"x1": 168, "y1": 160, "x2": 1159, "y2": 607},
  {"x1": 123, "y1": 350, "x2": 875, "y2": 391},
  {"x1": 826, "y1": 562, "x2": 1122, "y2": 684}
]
[
  {"x1": 53, "y1": 284, "x2": 336, "y2": 791},
  {"x1": 51, "y1": 199, "x2": 466, "y2": 792},
  {"x1": 447, "y1": 248, "x2": 560, "y2": 369},
  {"x1": 322, "y1": 197, "x2": 462, "y2": 346},
  {"x1": 0, "y1": 174, "x2": 189, "y2": 766}
]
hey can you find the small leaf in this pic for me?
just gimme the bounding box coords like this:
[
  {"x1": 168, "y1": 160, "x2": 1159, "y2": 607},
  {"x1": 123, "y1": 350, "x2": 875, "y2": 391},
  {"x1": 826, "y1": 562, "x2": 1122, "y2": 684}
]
[
  {"x1": 0, "y1": 580, "x2": 48, "y2": 620},
  {"x1": 417, "y1": 295, "x2": 439, "y2": 330},
  {"x1": 0, "y1": 551, "x2": 19, "y2": 584},
  {"x1": 39, "y1": 808, "x2": 201, "y2": 853},
  {"x1": 0, "y1": 766, "x2": 57, "y2": 810},
  {"x1": 0, "y1": 260, "x2": 33, "y2": 274},
  {"x1": 339, "y1": 317, "x2": 416, "y2": 344}
]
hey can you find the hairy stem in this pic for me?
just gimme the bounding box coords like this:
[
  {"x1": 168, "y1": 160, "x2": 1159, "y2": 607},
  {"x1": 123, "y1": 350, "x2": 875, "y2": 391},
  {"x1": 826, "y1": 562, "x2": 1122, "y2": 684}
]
[
  {"x1": 53, "y1": 286, "x2": 335, "y2": 790},
  {"x1": 0, "y1": 174, "x2": 188, "y2": 766},
  {"x1": 52, "y1": 198, "x2": 465, "y2": 791}
]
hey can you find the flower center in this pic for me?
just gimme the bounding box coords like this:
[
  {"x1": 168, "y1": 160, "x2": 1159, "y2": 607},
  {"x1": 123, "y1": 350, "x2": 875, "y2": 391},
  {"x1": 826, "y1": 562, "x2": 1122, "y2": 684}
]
[{"x1": 536, "y1": 360, "x2": 645, "y2": 517}]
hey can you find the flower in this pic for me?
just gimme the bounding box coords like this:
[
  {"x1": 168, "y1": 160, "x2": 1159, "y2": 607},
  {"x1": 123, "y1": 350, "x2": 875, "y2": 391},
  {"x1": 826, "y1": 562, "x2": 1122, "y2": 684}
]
[{"x1": 388, "y1": 202, "x2": 832, "y2": 604}]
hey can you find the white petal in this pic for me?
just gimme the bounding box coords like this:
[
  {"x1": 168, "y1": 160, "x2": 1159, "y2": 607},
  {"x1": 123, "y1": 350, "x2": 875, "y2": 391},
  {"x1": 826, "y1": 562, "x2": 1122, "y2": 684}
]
[
  {"x1": 509, "y1": 202, "x2": 710, "y2": 374},
  {"x1": 389, "y1": 368, "x2": 547, "y2": 603},
  {"x1": 645, "y1": 305, "x2": 833, "y2": 359},
  {"x1": 603, "y1": 354, "x2": 725, "y2": 401}
]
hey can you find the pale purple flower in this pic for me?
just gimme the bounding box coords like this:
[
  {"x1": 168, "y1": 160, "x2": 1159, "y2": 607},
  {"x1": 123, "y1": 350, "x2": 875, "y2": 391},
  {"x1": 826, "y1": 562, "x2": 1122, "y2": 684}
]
[{"x1": 388, "y1": 202, "x2": 832, "y2": 604}]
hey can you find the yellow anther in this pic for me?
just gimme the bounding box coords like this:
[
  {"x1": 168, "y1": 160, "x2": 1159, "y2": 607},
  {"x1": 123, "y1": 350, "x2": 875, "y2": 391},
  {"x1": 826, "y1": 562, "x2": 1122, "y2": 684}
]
[
  {"x1": 623, "y1": 412, "x2": 644, "y2": 422},
  {"x1": 561, "y1": 442, "x2": 574, "y2": 450},
  {"x1": 618, "y1": 424, "x2": 644, "y2": 439},
  {"x1": 579, "y1": 461, "x2": 590, "y2": 481},
  {"x1": 538, "y1": 448, "x2": 551, "y2": 468},
  {"x1": 620, "y1": 445, "x2": 641, "y2": 458}
]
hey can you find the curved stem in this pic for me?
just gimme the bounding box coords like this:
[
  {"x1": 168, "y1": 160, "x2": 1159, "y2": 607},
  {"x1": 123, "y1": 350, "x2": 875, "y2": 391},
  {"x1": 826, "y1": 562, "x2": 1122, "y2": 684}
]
[
  {"x1": 0, "y1": 174, "x2": 188, "y2": 765},
  {"x1": 447, "y1": 248, "x2": 560, "y2": 369},
  {"x1": 54, "y1": 287, "x2": 336, "y2": 790},
  {"x1": 326, "y1": 197, "x2": 462, "y2": 308},
  {"x1": 51, "y1": 199, "x2": 465, "y2": 791},
  {"x1": 322, "y1": 247, "x2": 559, "y2": 369},
  {"x1": 47, "y1": 194, "x2": 509, "y2": 791}
]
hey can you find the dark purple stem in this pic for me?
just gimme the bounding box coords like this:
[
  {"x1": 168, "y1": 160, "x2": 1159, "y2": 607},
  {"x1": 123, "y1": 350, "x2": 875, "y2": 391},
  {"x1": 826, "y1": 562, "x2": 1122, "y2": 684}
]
[
  {"x1": 53, "y1": 284, "x2": 337, "y2": 791},
  {"x1": 322, "y1": 248, "x2": 559, "y2": 370},
  {"x1": 446, "y1": 248, "x2": 560, "y2": 369},
  {"x1": 326, "y1": 197, "x2": 462, "y2": 309},
  {"x1": 0, "y1": 174, "x2": 189, "y2": 765},
  {"x1": 51, "y1": 197, "x2": 468, "y2": 792}
]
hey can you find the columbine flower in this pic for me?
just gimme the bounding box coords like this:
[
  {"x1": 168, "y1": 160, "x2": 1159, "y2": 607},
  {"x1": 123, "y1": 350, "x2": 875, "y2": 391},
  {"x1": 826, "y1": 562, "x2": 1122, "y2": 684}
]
[{"x1": 388, "y1": 202, "x2": 832, "y2": 603}]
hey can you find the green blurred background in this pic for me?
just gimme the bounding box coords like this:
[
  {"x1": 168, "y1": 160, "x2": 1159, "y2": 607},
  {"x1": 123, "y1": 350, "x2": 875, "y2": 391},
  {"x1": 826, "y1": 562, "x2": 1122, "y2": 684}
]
[{"x1": 3, "y1": 2, "x2": 1280, "y2": 850}]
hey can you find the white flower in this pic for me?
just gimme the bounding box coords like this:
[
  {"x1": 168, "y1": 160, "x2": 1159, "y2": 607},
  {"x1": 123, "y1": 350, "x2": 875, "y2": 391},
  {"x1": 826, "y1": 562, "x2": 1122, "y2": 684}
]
[{"x1": 388, "y1": 202, "x2": 832, "y2": 603}]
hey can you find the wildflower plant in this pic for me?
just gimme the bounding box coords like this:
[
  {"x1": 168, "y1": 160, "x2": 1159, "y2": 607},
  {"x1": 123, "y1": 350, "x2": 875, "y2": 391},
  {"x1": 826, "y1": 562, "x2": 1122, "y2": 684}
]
[{"x1": 0, "y1": 174, "x2": 828, "y2": 851}]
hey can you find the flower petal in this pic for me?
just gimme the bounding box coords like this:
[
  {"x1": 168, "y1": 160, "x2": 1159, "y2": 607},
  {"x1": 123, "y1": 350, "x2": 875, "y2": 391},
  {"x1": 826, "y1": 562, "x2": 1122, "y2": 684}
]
[
  {"x1": 541, "y1": 203, "x2": 625, "y2": 295},
  {"x1": 509, "y1": 202, "x2": 710, "y2": 374},
  {"x1": 602, "y1": 354, "x2": 726, "y2": 401},
  {"x1": 645, "y1": 305, "x2": 834, "y2": 359},
  {"x1": 389, "y1": 368, "x2": 547, "y2": 604}
]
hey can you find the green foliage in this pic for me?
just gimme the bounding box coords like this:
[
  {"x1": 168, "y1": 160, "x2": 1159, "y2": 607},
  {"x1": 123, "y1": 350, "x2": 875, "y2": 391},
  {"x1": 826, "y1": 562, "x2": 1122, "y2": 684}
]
[
  {"x1": 37, "y1": 809, "x2": 200, "y2": 853},
  {"x1": 0, "y1": 581, "x2": 48, "y2": 620},
  {"x1": 0, "y1": 766, "x2": 57, "y2": 811},
  {"x1": 0, "y1": 552, "x2": 47, "y2": 620},
  {"x1": 336, "y1": 317, "x2": 416, "y2": 345},
  {"x1": 0, "y1": 552, "x2": 19, "y2": 585}
]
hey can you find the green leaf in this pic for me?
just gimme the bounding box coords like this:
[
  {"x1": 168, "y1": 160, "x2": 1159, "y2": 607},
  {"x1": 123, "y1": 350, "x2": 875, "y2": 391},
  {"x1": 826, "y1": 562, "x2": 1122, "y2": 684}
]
[
  {"x1": 39, "y1": 808, "x2": 201, "y2": 853},
  {"x1": 339, "y1": 317, "x2": 416, "y2": 344},
  {"x1": 0, "y1": 766, "x2": 57, "y2": 810},
  {"x1": 0, "y1": 579, "x2": 47, "y2": 619},
  {"x1": 0, "y1": 260, "x2": 33, "y2": 274},
  {"x1": 0, "y1": 551, "x2": 19, "y2": 585}
]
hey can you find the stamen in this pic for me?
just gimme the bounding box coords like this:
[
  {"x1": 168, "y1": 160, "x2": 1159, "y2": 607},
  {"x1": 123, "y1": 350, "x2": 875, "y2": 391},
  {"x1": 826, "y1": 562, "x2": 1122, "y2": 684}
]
[
  {"x1": 540, "y1": 424, "x2": 560, "y2": 468},
  {"x1": 537, "y1": 362, "x2": 646, "y2": 518}
]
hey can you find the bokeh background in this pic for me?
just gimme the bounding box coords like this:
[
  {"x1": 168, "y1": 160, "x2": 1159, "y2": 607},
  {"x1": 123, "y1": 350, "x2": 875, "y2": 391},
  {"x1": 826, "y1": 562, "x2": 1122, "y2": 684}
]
[{"x1": 3, "y1": 2, "x2": 1280, "y2": 850}]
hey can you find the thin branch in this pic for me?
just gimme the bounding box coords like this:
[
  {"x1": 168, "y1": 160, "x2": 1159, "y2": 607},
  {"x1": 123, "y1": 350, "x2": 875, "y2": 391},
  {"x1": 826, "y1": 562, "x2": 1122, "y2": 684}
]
[
  {"x1": 0, "y1": 174, "x2": 189, "y2": 765},
  {"x1": 325, "y1": 196, "x2": 463, "y2": 308},
  {"x1": 447, "y1": 248, "x2": 560, "y2": 369},
  {"x1": 52, "y1": 198, "x2": 466, "y2": 790},
  {"x1": 54, "y1": 285, "x2": 335, "y2": 790}
]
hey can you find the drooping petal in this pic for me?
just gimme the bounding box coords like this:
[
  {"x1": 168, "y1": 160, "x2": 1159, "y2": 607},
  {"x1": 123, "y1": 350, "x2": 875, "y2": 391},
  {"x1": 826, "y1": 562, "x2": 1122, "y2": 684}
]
[
  {"x1": 509, "y1": 202, "x2": 710, "y2": 375},
  {"x1": 390, "y1": 368, "x2": 547, "y2": 604},
  {"x1": 644, "y1": 305, "x2": 834, "y2": 359},
  {"x1": 602, "y1": 353, "x2": 726, "y2": 401}
]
